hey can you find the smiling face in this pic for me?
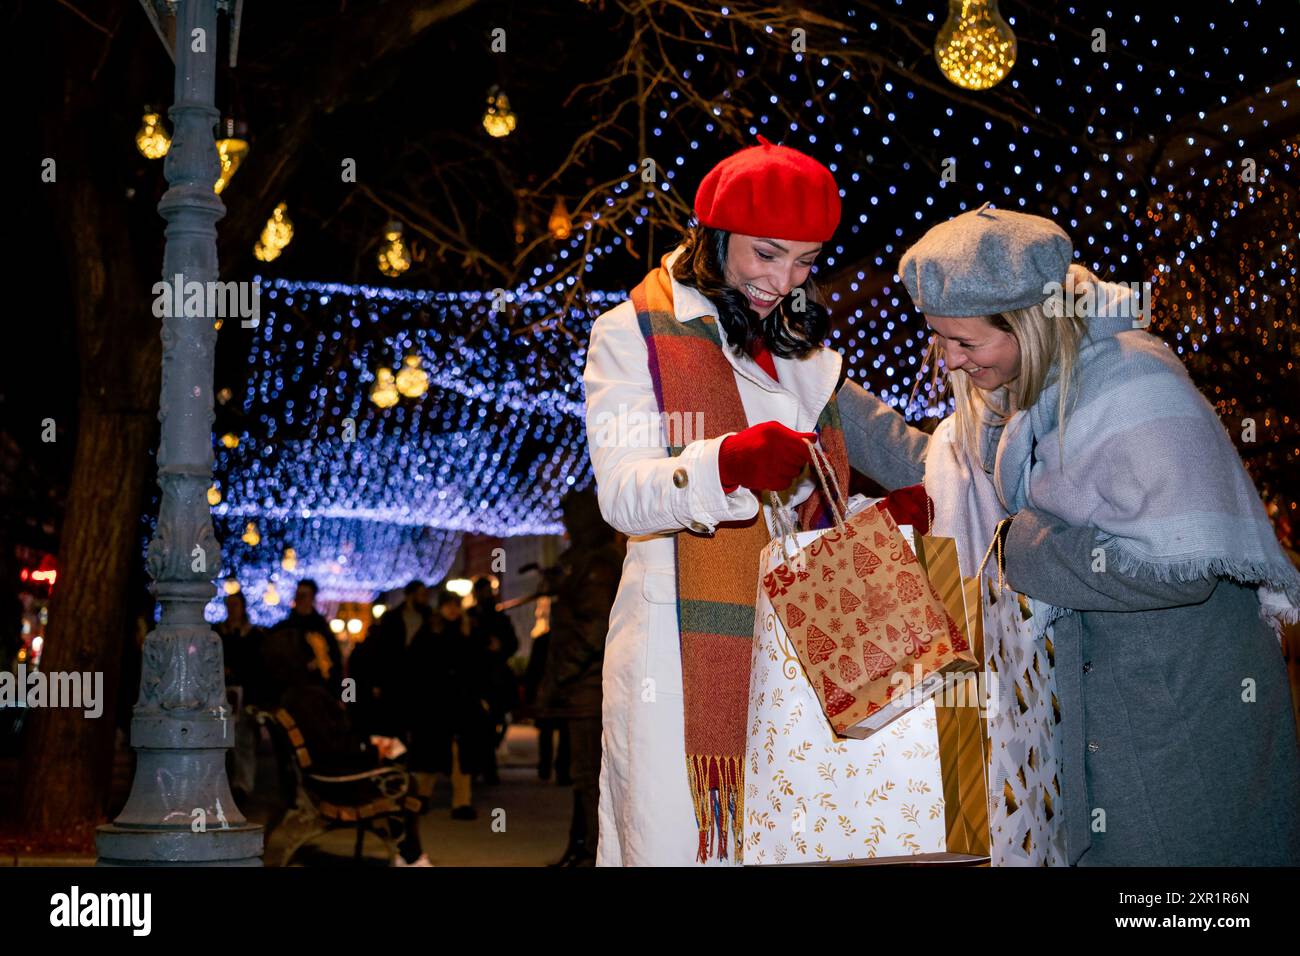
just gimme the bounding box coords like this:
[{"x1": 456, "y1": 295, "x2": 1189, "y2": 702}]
[
  {"x1": 926, "y1": 314, "x2": 1022, "y2": 390},
  {"x1": 724, "y1": 234, "x2": 824, "y2": 316}
]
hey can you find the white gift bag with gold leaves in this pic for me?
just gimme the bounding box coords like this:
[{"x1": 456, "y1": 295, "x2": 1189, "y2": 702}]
[{"x1": 743, "y1": 495, "x2": 989, "y2": 865}]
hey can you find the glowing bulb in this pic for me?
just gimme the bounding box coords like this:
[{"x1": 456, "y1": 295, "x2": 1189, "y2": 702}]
[
  {"x1": 370, "y1": 366, "x2": 399, "y2": 408},
  {"x1": 207, "y1": 485, "x2": 222, "y2": 506},
  {"x1": 242, "y1": 521, "x2": 261, "y2": 547},
  {"x1": 220, "y1": 433, "x2": 240, "y2": 449},
  {"x1": 263, "y1": 582, "x2": 280, "y2": 606},
  {"x1": 346, "y1": 618, "x2": 363, "y2": 635},
  {"x1": 395, "y1": 355, "x2": 428, "y2": 398},
  {"x1": 934, "y1": 0, "x2": 1017, "y2": 91},
  {"x1": 135, "y1": 110, "x2": 170, "y2": 159},
  {"x1": 482, "y1": 86, "x2": 518, "y2": 138},
  {"x1": 223, "y1": 579, "x2": 242, "y2": 595},
  {"x1": 254, "y1": 203, "x2": 294, "y2": 262},
  {"x1": 445, "y1": 578, "x2": 473, "y2": 597},
  {"x1": 549, "y1": 196, "x2": 573, "y2": 240},
  {"x1": 282, "y1": 547, "x2": 298, "y2": 572},
  {"x1": 330, "y1": 618, "x2": 345, "y2": 634},
  {"x1": 378, "y1": 221, "x2": 411, "y2": 277},
  {"x1": 214, "y1": 119, "x2": 250, "y2": 194}
]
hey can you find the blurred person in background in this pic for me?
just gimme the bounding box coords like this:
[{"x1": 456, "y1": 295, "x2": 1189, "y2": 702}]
[
  {"x1": 270, "y1": 579, "x2": 342, "y2": 697},
  {"x1": 467, "y1": 575, "x2": 519, "y2": 785},
  {"x1": 405, "y1": 587, "x2": 492, "y2": 820},
  {"x1": 215, "y1": 589, "x2": 266, "y2": 802},
  {"x1": 539, "y1": 489, "x2": 622, "y2": 866}
]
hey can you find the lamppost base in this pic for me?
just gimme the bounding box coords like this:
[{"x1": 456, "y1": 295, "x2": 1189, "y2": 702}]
[{"x1": 95, "y1": 823, "x2": 264, "y2": 867}]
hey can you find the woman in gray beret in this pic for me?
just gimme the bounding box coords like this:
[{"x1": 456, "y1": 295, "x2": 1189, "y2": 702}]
[{"x1": 837, "y1": 202, "x2": 1300, "y2": 866}]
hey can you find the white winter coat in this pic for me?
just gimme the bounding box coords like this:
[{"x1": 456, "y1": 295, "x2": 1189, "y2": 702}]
[{"x1": 582, "y1": 245, "x2": 843, "y2": 865}]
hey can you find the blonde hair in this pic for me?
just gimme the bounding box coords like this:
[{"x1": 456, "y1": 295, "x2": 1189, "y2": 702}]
[{"x1": 917, "y1": 264, "x2": 1095, "y2": 468}]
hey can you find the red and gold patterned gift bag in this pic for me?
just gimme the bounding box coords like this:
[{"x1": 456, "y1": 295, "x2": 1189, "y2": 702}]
[{"x1": 763, "y1": 449, "x2": 979, "y2": 739}]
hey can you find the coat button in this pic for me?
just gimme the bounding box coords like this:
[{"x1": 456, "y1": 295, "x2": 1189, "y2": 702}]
[
  {"x1": 1082, "y1": 661, "x2": 1092, "y2": 674},
  {"x1": 672, "y1": 467, "x2": 688, "y2": 489},
  {"x1": 1087, "y1": 741, "x2": 1100, "y2": 753},
  {"x1": 688, "y1": 520, "x2": 709, "y2": 534}
]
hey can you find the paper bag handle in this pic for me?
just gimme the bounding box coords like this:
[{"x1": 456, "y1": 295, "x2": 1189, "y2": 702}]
[
  {"x1": 765, "y1": 440, "x2": 848, "y2": 563},
  {"x1": 804, "y1": 439, "x2": 848, "y2": 531},
  {"x1": 766, "y1": 490, "x2": 802, "y2": 564},
  {"x1": 976, "y1": 516, "x2": 1014, "y2": 591}
]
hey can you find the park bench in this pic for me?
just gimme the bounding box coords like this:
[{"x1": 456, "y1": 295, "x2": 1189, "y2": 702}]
[{"x1": 251, "y1": 705, "x2": 424, "y2": 867}]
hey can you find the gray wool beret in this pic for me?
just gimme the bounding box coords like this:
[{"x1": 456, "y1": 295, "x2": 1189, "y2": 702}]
[{"x1": 898, "y1": 202, "x2": 1073, "y2": 317}]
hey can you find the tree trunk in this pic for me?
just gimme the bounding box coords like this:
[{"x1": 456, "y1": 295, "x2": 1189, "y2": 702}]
[
  {"x1": 18, "y1": 64, "x2": 162, "y2": 843},
  {"x1": 17, "y1": 408, "x2": 157, "y2": 842}
]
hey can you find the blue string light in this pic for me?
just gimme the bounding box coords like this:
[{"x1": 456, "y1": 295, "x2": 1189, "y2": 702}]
[
  {"x1": 534, "y1": 4, "x2": 1296, "y2": 428},
  {"x1": 209, "y1": 277, "x2": 612, "y2": 621}
]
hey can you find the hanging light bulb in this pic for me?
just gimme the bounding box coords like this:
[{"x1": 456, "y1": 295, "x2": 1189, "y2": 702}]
[
  {"x1": 281, "y1": 547, "x2": 298, "y2": 571},
  {"x1": 395, "y1": 355, "x2": 429, "y2": 398},
  {"x1": 377, "y1": 221, "x2": 411, "y2": 277},
  {"x1": 548, "y1": 196, "x2": 573, "y2": 240},
  {"x1": 263, "y1": 582, "x2": 280, "y2": 606},
  {"x1": 135, "y1": 109, "x2": 170, "y2": 159},
  {"x1": 222, "y1": 579, "x2": 242, "y2": 595},
  {"x1": 220, "y1": 433, "x2": 240, "y2": 449},
  {"x1": 254, "y1": 202, "x2": 294, "y2": 262},
  {"x1": 207, "y1": 484, "x2": 222, "y2": 506},
  {"x1": 214, "y1": 117, "x2": 250, "y2": 195},
  {"x1": 241, "y1": 521, "x2": 261, "y2": 547},
  {"x1": 482, "y1": 85, "x2": 518, "y2": 138},
  {"x1": 370, "y1": 367, "x2": 399, "y2": 408},
  {"x1": 934, "y1": 0, "x2": 1017, "y2": 91}
]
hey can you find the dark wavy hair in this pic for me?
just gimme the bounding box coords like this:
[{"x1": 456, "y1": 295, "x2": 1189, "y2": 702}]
[{"x1": 669, "y1": 223, "x2": 831, "y2": 360}]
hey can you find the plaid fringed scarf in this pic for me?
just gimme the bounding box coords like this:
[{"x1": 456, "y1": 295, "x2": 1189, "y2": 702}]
[{"x1": 632, "y1": 252, "x2": 849, "y2": 862}]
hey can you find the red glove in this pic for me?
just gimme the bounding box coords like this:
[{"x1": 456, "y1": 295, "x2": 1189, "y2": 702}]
[
  {"x1": 718, "y1": 421, "x2": 817, "y2": 492},
  {"x1": 879, "y1": 485, "x2": 934, "y2": 534}
]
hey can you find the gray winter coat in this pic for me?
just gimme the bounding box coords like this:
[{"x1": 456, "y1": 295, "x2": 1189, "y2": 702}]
[{"x1": 838, "y1": 379, "x2": 1300, "y2": 866}]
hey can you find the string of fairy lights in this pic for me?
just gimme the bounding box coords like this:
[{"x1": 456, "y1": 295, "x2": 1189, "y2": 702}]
[
  {"x1": 605, "y1": 7, "x2": 1289, "y2": 385},
  {"x1": 206, "y1": 280, "x2": 612, "y2": 619},
  {"x1": 537, "y1": 2, "x2": 1297, "y2": 477},
  {"x1": 205, "y1": 2, "x2": 1297, "y2": 611}
]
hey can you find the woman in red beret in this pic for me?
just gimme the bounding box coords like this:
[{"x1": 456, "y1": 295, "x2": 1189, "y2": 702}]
[{"x1": 582, "y1": 136, "x2": 851, "y2": 865}]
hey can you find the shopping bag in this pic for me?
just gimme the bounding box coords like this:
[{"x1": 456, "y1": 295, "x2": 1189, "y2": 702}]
[
  {"x1": 762, "y1": 450, "x2": 979, "y2": 738},
  {"x1": 744, "y1": 494, "x2": 990, "y2": 865},
  {"x1": 980, "y1": 573, "x2": 1068, "y2": 866}
]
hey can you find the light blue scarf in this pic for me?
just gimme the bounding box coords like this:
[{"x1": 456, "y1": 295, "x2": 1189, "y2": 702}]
[{"x1": 991, "y1": 279, "x2": 1300, "y2": 633}]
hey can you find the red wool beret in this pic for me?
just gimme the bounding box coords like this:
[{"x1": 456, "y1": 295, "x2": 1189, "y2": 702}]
[{"x1": 693, "y1": 135, "x2": 842, "y2": 243}]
